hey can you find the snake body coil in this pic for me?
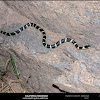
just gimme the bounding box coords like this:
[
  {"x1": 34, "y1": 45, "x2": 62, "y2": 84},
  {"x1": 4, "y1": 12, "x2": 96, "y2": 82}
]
[{"x1": 0, "y1": 23, "x2": 90, "y2": 50}]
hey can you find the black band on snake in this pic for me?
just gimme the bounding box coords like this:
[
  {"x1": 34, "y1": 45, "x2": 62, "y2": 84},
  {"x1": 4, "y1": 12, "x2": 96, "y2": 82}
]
[{"x1": 0, "y1": 22, "x2": 91, "y2": 50}]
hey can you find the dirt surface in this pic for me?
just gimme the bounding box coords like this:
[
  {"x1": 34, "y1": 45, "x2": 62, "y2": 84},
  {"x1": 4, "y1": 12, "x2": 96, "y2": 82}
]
[{"x1": 0, "y1": 1, "x2": 100, "y2": 93}]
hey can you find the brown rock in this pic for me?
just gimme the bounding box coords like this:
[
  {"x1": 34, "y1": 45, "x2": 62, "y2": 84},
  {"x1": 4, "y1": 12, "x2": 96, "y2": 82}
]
[{"x1": 0, "y1": 1, "x2": 100, "y2": 93}]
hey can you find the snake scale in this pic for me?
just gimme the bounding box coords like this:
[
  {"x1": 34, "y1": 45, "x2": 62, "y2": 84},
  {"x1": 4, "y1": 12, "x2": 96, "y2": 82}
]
[{"x1": 0, "y1": 22, "x2": 90, "y2": 50}]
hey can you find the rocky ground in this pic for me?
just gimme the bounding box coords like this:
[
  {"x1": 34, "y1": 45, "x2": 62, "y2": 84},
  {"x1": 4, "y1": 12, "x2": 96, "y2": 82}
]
[{"x1": 0, "y1": 1, "x2": 100, "y2": 93}]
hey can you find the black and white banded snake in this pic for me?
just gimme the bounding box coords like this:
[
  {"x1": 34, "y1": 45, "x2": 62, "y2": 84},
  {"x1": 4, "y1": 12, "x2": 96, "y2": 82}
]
[{"x1": 0, "y1": 22, "x2": 91, "y2": 50}]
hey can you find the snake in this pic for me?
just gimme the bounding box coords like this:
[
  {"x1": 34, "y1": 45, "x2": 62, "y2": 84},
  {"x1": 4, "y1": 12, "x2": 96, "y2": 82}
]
[{"x1": 0, "y1": 22, "x2": 90, "y2": 50}]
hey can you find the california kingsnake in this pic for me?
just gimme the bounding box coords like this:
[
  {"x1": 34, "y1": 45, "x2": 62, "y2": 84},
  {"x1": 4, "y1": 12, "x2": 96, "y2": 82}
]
[{"x1": 0, "y1": 22, "x2": 90, "y2": 50}]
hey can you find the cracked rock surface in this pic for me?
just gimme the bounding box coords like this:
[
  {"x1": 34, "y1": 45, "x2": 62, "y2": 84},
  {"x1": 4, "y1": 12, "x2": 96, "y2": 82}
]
[{"x1": 0, "y1": 1, "x2": 100, "y2": 93}]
